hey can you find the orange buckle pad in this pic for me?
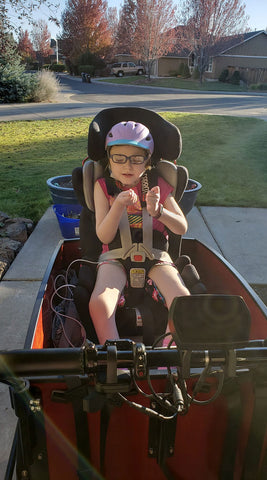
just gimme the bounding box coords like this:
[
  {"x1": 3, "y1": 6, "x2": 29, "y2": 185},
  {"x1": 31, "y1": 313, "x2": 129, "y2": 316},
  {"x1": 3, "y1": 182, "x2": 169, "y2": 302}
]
[{"x1": 131, "y1": 251, "x2": 146, "y2": 262}]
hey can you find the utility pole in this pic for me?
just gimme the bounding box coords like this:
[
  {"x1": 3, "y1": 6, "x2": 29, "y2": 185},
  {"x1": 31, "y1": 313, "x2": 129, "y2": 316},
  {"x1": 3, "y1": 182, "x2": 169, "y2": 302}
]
[{"x1": 50, "y1": 38, "x2": 59, "y2": 63}]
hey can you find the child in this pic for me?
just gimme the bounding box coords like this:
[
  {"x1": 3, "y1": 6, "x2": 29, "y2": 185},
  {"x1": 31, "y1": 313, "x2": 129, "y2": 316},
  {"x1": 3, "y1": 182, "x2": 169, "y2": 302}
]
[{"x1": 89, "y1": 121, "x2": 190, "y2": 344}]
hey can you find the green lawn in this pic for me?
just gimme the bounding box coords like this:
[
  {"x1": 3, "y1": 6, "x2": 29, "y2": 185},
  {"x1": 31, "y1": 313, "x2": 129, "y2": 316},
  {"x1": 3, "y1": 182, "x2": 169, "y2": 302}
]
[
  {"x1": 0, "y1": 114, "x2": 266, "y2": 223},
  {"x1": 100, "y1": 76, "x2": 249, "y2": 92}
]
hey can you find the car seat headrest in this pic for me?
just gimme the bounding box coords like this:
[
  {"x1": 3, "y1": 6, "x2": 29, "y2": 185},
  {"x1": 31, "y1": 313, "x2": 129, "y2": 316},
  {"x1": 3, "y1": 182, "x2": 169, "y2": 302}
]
[
  {"x1": 157, "y1": 160, "x2": 178, "y2": 192},
  {"x1": 88, "y1": 107, "x2": 182, "y2": 166},
  {"x1": 156, "y1": 160, "x2": 188, "y2": 204}
]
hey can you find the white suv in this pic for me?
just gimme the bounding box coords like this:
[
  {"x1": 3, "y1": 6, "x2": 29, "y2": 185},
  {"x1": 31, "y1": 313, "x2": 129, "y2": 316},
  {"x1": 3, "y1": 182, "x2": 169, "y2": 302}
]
[{"x1": 111, "y1": 62, "x2": 145, "y2": 77}]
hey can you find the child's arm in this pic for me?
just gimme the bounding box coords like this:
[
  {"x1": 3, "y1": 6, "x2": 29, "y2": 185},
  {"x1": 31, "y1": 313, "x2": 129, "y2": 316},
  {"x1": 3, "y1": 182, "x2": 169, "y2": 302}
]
[
  {"x1": 94, "y1": 181, "x2": 138, "y2": 244},
  {"x1": 146, "y1": 186, "x2": 188, "y2": 236}
]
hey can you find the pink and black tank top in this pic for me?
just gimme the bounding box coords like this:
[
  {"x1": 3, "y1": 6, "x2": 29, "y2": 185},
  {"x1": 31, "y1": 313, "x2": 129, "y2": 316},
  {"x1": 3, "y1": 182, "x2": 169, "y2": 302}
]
[{"x1": 97, "y1": 176, "x2": 173, "y2": 253}]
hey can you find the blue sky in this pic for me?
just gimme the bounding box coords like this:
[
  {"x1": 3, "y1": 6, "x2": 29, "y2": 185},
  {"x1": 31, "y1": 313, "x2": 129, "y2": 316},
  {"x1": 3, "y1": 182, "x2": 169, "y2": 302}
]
[
  {"x1": 9, "y1": 0, "x2": 267, "y2": 40},
  {"x1": 244, "y1": 0, "x2": 267, "y2": 31}
]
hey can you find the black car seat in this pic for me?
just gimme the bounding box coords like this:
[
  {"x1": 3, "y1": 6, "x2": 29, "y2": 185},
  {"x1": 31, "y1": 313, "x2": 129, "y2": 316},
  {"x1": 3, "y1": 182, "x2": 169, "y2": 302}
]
[{"x1": 72, "y1": 107, "x2": 205, "y2": 345}]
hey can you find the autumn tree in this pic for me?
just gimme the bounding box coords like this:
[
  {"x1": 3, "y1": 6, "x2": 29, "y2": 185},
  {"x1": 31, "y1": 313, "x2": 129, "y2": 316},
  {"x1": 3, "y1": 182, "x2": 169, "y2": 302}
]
[
  {"x1": 107, "y1": 6, "x2": 118, "y2": 55},
  {"x1": 61, "y1": 0, "x2": 112, "y2": 65},
  {"x1": 31, "y1": 20, "x2": 52, "y2": 56},
  {"x1": 114, "y1": 0, "x2": 136, "y2": 55},
  {"x1": 178, "y1": 0, "x2": 248, "y2": 82},
  {"x1": 17, "y1": 29, "x2": 35, "y2": 62},
  {"x1": 31, "y1": 19, "x2": 53, "y2": 65},
  {"x1": 114, "y1": 0, "x2": 177, "y2": 79},
  {"x1": 133, "y1": 0, "x2": 177, "y2": 79}
]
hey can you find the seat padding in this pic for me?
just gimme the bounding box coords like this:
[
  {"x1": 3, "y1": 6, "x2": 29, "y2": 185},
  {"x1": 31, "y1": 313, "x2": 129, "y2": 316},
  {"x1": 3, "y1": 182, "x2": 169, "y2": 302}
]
[{"x1": 83, "y1": 160, "x2": 104, "y2": 211}]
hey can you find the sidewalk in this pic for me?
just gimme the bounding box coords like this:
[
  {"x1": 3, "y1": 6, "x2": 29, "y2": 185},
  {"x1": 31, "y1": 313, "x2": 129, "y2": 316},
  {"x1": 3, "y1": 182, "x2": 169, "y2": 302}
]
[
  {"x1": 0, "y1": 207, "x2": 62, "y2": 479},
  {"x1": 0, "y1": 205, "x2": 267, "y2": 477}
]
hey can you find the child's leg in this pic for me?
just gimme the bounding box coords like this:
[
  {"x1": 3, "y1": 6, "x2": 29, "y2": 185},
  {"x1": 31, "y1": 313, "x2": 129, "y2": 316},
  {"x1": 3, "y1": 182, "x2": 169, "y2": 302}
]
[
  {"x1": 148, "y1": 264, "x2": 190, "y2": 310},
  {"x1": 148, "y1": 264, "x2": 190, "y2": 345},
  {"x1": 89, "y1": 262, "x2": 127, "y2": 344}
]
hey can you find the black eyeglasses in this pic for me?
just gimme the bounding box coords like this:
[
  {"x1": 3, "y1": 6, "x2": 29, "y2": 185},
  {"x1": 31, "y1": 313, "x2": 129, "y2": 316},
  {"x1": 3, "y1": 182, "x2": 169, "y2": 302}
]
[{"x1": 109, "y1": 153, "x2": 148, "y2": 165}]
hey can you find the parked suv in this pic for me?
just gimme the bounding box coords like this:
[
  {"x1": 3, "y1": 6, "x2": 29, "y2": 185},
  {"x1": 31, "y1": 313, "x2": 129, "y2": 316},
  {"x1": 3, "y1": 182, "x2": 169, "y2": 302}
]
[{"x1": 111, "y1": 62, "x2": 145, "y2": 77}]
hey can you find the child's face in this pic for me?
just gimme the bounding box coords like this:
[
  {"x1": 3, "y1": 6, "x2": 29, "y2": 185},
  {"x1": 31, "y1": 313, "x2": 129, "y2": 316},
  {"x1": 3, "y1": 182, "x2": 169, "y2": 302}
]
[{"x1": 108, "y1": 145, "x2": 150, "y2": 187}]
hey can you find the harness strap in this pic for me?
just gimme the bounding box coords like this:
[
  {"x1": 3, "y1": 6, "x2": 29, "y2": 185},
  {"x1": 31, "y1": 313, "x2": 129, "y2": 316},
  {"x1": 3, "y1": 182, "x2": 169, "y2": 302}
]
[
  {"x1": 101, "y1": 170, "x2": 163, "y2": 264},
  {"x1": 117, "y1": 171, "x2": 153, "y2": 255},
  {"x1": 142, "y1": 207, "x2": 153, "y2": 251},
  {"x1": 99, "y1": 245, "x2": 172, "y2": 263},
  {"x1": 118, "y1": 208, "x2": 133, "y2": 252}
]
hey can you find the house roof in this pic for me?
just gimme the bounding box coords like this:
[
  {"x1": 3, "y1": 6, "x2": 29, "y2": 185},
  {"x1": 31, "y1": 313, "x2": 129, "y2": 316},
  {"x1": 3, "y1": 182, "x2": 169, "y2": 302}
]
[
  {"x1": 213, "y1": 30, "x2": 266, "y2": 56},
  {"x1": 165, "y1": 48, "x2": 190, "y2": 58},
  {"x1": 169, "y1": 29, "x2": 266, "y2": 58}
]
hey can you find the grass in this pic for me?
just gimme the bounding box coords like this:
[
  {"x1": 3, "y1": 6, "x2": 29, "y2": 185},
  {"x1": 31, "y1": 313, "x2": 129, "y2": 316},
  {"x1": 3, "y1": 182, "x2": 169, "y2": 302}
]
[
  {"x1": 100, "y1": 76, "x2": 248, "y2": 92},
  {"x1": 0, "y1": 118, "x2": 88, "y2": 222},
  {"x1": 0, "y1": 114, "x2": 266, "y2": 223}
]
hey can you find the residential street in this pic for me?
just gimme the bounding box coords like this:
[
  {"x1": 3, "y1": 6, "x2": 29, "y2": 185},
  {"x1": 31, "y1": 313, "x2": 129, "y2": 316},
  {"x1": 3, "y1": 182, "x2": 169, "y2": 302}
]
[{"x1": 0, "y1": 74, "x2": 267, "y2": 121}]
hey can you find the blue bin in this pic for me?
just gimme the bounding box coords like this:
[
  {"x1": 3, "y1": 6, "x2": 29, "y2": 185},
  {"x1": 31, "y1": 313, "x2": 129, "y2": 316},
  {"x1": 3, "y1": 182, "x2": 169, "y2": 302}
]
[
  {"x1": 47, "y1": 175, "x2": 78, "y2": 205},
  {"x1": 53, "y1": 204, "x2": 82, "y2": 239},
  {"x1": 179, "y1": 179, "x2": 202, "y2": 215}
]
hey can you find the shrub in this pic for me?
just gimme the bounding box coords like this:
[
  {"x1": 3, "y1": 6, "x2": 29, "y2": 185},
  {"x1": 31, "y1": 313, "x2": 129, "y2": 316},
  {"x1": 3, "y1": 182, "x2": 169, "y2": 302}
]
[
  {"x1": 66, "y1": 61, "x2": 79, "y2": 76},
  {"x1": 192, "y1": 67, "x2": 200, "y2": 80},
  {"x1": 32, "y1": 71, "x2": 60, "y2": 102},
  {"x1": 78, "y1": 64, "x2": 95, "y2": 75},
  {"x1": 78, "y1": 51, "x2": 105, "y2": 70},
  {"x1": 0, "y1": 63, "x2": 37, "y2": 103},
  {"x1": 27, "y1": 62, "x2": 40, "y2": 71},
  {"x1": 178, "y1": 62, "x2": 191, "y2": 78},
  {"x1": 168, "y1": 70, "x2": 180, "y2": 77},
  {"x1": 183, "y1": 64, "x2": 191, "y2": 78},
  {"x1": 250, "y1": 83, "x2": 267, "y2": 91},
  {"x1": 178, "y1": 63, "x2": 185, "y2": 77},
  {"x1": 219, "y1": 69, "x2": 229, "y2": 83},
  {"x1": 229, "y1": 70, "x2": 240, "y2": 85},
  {"x1": 50, "y1": 63, "x2": 65, "y2": 72}
]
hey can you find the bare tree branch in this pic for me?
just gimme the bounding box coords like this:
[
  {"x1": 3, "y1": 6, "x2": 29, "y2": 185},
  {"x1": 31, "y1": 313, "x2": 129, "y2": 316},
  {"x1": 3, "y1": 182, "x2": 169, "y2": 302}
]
[{"x1": 178, "y1": 0, "x2": 248, "y2": 82}]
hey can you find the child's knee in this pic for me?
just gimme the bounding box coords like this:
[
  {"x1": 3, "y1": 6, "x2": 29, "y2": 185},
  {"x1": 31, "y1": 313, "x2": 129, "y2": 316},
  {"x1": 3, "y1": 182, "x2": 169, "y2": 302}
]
[
  {"x1": 165, "y1": 282, "x2": 190, "y2": 310},
  {"x1": 180, "y1": 284, "x2": 190, "y2": 296}
]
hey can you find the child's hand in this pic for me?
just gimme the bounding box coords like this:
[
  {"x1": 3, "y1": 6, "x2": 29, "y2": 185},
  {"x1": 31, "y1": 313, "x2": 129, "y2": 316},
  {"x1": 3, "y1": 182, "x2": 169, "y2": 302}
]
[
  {"x1": 116, "y1": 189, "x2": 138, "y2": 206},
  {"x1": 146, "y1": 186, "x2": 160, "y2": 217}
]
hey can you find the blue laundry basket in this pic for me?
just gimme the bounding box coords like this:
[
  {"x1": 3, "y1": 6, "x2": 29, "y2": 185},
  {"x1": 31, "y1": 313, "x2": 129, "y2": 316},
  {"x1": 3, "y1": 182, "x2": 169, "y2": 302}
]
[{"x1": 53, "y1": 204, "x2": 81, "y2": 239}]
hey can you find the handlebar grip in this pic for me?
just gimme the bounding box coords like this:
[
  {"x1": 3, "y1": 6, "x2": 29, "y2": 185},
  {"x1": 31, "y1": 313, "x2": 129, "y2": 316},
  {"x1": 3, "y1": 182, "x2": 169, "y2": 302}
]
[{"x1": 0, "y1": 348, "x2": 86, "y2": 379}]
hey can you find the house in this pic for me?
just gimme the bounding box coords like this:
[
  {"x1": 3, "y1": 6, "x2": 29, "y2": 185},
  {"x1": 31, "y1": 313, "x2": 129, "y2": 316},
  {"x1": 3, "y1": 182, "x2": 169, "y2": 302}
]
[{"x1": 154, "y1": 30, "x2": 267, "y2": 84}]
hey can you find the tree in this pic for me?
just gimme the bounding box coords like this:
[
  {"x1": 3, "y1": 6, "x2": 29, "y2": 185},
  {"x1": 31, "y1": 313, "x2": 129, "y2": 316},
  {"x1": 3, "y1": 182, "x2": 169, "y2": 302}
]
[
  {"x1": 178, "y1": 0, "x2": 248, "y2": 82},
  {"x1": 61, "y1": 0, "x2": 112, "y2": 63},
  {"x1": 31, "y1": 19, "x2": 53, "y2": 63},
  {"x1": 114, "y1": 0, "x2": 136, "y2": 55},
  {"x1": 0, "y1": 30, "x2": 20, "y2": 66},
  {"x1": 106, "y1": 6, "x2": 118, "y2": 54},
  {"x1": 131, "y1": 0, "x2": 177, "y2": 79},
  {"x1": 0, "y1": 0, "x2": 59, "y2": 35},
  {"x1": 17, "y1": 29, "x2": 35, "y2": 62}
]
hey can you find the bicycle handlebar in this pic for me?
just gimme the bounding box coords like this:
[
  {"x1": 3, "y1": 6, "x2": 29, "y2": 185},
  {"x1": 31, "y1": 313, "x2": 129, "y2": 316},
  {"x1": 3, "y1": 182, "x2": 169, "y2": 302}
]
[{"x1": 1, "y1": 339, "x2": 267, "y2": 382}]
